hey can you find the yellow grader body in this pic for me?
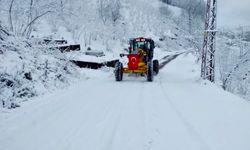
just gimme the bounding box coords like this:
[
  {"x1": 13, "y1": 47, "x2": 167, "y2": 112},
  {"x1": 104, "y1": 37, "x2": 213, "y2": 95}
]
[
  {"x1": 114, "y1": 37, "x2": 159, "y2": 82},
  {"x1": 123, "y1": 62, "x2": 147, "y2": 73}
]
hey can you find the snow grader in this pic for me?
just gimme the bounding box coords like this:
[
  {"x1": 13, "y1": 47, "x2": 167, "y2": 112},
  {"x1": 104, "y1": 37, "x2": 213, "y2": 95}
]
[{"x1": 114, "y1": 37, "x2": 159, "y2": 82}]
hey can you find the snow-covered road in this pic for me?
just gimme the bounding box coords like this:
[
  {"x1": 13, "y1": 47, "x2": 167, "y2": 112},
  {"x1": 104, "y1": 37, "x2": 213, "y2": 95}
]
[{"x1": 1, "y1": 54, "x2": 250, "y2": 150}]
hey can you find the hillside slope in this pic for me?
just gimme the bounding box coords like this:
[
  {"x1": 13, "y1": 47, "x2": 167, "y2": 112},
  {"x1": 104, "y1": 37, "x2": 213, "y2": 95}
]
[{"x1": 0, "y1": 25, "x2": 79, "y2": 108}]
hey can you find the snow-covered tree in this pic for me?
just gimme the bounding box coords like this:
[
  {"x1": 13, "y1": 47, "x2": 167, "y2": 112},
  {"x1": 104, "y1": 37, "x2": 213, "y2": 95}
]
[
  {"x1": 1, "y1": 0, "x2": 59, "y2": 38},
  {"x1": 217, "y1": 27, "x2": 250, "y2": 100},
  {"x1": 97, "y1": 0, "x2": 121, "y2": 25}
]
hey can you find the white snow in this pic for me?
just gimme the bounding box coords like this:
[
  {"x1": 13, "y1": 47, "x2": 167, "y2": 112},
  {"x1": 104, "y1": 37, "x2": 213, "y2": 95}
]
[
  {"x1": 1, "y1": 54, "x2": 250, "y2": 150},
  {"x1": 0, "y1": 34, "x2": 79, "y2": 108}
]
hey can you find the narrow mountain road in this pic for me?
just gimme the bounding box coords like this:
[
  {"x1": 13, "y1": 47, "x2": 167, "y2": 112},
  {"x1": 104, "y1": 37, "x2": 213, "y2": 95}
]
[{"x1": 1, "y1": 54, "x2": 250, "y2": 150}]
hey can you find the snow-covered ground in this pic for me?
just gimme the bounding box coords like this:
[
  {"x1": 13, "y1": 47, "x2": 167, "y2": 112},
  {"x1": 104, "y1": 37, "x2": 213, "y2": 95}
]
[{"x1": 1, "y1": 54, "x2": 250, "y2": 150}]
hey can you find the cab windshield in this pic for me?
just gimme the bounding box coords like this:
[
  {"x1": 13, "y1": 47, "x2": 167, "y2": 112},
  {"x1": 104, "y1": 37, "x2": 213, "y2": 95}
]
[
  {"x1": 134, "y1": 42, "x2": 145, "y2": 50},
  {"x1": 132, "y1": 41, "x2": 150, "y2": 52}
]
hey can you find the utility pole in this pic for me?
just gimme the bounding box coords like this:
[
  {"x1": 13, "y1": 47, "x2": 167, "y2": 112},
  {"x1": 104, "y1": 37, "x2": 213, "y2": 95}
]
[{"x1": 201, "y1": 0, "x2": 217, "y2": 82}]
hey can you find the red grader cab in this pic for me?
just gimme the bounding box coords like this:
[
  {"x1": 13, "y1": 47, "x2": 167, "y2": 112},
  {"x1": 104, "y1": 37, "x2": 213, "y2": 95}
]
[{"x1": 114, "y1": 37, "x2": 159, "y2": 82}]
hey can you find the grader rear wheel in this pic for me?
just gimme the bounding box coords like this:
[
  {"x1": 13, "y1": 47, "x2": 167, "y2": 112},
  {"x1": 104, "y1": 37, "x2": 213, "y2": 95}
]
[
  {"x1": 153, "y1": 59, "x2": 159, "y2": 75},
  {"x1": 147, "y1": 61, "x2": 153, "y2": 82}
]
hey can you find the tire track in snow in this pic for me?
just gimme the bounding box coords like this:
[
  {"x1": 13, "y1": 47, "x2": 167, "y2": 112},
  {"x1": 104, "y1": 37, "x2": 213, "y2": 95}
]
[
  {"x1": 138, "y1": 82, "x2": 152, "y2": 150},
  {"x1": 108, "y1": 81, "x2": 148, "y2": 150},
  {"x1": 102, "y1": 89, "x2": 124, "y2": 150},
  {"x1": 40, "y1": 80, "x2": 122, "y2": 149},
  {"x1": 54, "y1": 90, "x2": 112, "y2": 150},
  {"x1": 73, "y1": 81, "x2": 143, "y2": 150},
  {"x1": 142, "y1": 82, "x2": 158, "y2": 150},
  {"x1": 67, "y1": 81, "x2": 128, "y2": 150},
  {"x1": 33, "y1": 81, "x2": 117, "y2": 150},
  {"x1": 159, "y1": 53, "x2": 183, "y2": 70},
  {"x1": 158, "y1": 74, "x2": 211, "y2": 150}
]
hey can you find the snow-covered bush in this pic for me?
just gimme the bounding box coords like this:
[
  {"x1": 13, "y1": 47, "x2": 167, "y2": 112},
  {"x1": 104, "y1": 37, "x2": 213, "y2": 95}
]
[
  {"x1": 217, "y1": 28, "x2": 250, "y2": 100},
  {"x1": 0, "y1": 25, "x2": 79, "y2": 109}
]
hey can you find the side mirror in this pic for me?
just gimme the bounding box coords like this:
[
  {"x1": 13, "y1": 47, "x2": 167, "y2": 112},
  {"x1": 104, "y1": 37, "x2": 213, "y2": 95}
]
[
  {"x1": 128, "y1": 47, "x2": 132, "y2": 53},
  {"x1": 120, "y1": 54, "x2": 128, "y2": 57},
  {"x1": 124, "y1": 48, "x2": 129, "y2": 52}
]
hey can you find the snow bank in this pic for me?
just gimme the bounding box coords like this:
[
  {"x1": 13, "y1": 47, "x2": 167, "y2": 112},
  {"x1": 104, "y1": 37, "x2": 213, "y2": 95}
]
[{"x1": 0, "y1": 27, "x2": 80, "y2": 109}]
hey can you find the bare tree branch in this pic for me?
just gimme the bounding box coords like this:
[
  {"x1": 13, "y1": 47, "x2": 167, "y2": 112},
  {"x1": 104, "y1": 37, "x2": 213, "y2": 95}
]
[
  {"x1": 25, "y1": 0, "x2": 34, "y2": 38},
  {"x1": 22, "y1": 11, "x2": 52, "y2": 38},
  {"x1": 8, "y1": 0, "x2": 15, "y2": 32}
]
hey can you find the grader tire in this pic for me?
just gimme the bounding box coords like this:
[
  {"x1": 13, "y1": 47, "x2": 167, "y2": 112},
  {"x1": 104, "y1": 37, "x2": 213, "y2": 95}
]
[{"x1": 115, "y1": 62, "x2": 123, "y2": 81}]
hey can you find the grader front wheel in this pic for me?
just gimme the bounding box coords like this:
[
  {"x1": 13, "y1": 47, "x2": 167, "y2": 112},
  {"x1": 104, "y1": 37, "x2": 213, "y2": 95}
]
[{"x1": 115, "y1": 62, "x2": 123, "y2": 81}]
